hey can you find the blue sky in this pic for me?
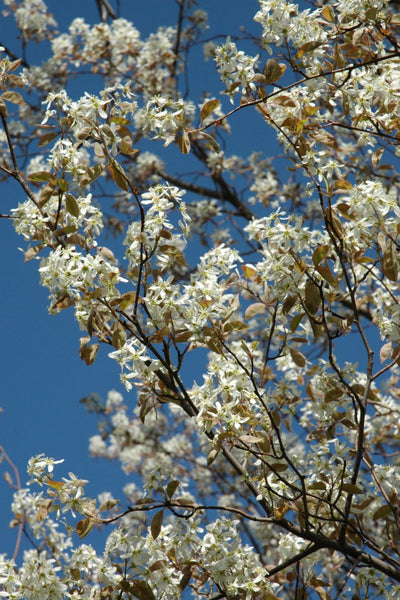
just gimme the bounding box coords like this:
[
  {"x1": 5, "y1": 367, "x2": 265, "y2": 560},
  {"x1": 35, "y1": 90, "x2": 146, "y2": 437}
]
[{"x1": 0, "y1": 0, "x2": 268, "y2": 558}]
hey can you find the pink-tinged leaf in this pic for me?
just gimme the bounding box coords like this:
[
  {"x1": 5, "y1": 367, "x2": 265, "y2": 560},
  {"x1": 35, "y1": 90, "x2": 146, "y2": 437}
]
[
  {"x1": 380, "y1": 341, "x2": 392, "y2": 363},
  {"x1": 150, "y1": 510, "x2": 164, "y2": 540},
  {"x1": 79, "y1": 339, "x2": 99, "y2": 366},
  {"x1": 313, "y1": 130, "x2": 338, "y2": 149},
  {"x1": 200, "y1": 98, "x2": 220, "y2": 121},
  {"x1": 238, "y1": 434, "x2": 265, "y2": 444},
  {"x1": 244, "y1": 302, "x2": 265, "y2": 320}
]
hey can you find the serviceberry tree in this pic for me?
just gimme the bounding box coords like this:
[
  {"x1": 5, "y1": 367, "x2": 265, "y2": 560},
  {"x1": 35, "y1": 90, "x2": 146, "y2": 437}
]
[{"x1": 1, "y1": 0, "x2": 400, "y2": 598}]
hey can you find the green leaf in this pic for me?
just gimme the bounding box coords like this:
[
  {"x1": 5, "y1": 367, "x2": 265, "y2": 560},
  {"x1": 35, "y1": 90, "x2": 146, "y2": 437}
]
[
  {"x1": 342, "y1": 483, "x2": 363, "y2": 494},
  {"x1": 309, "y1": 481, "x2": 326, "y2": 490},
  {"x1": 200, "y1": 98, "x2": 220, "y2": 121},
  {"x1": 304, "y1": 280, "x2": 320, "y2": 314},
  {"x1": 321, "y1": 5, "x2": 335, "y2": 22},
  {"x1": 290, "y1": 312, "x2": 305, "y2": 333},
  {"x1": 289, "y1": 348, "x2": 306, "y2": 368},
  {"x1": 27, "y1": 171, "x2": 55, "y2": 183},
  {"x1": 325, "y1": 388, "x2": 343, "y2": 402},
  {"x1": 65, "y1": 194, "x2": 80, "y2": 217},
  {"x1": 114, "y1": 291, "x2": 136, "y2": 312},
  {"x1": 312, "y1": 245, "x2": 329, "y2": 267},
  {"x1": 199, "y1": 132, "x2": 220, "y2": 153},
  {"x1": 150, "y1": 510, "x2": 164, "y2": 540},
  {"x1": 372, "y1": 504, "x2": 392, "y2": 520}
]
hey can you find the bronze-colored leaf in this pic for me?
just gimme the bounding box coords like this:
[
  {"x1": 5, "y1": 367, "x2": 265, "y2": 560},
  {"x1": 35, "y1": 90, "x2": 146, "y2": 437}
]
[{"x1": 150, "y1": 510, "x2": 164, "y2": 540}]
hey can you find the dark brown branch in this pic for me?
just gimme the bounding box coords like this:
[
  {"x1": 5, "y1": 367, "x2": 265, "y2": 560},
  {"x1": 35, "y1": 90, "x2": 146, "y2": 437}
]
[{"x1": 158, "y1": 169, "x2": 254, "y2": 221}]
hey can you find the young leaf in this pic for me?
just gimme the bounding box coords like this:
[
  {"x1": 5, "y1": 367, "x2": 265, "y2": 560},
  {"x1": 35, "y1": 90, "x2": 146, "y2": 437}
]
[
  {"x1": 289, "y1": 348, "x2": 306, "y2": 368},
  {"x1": 166, "y1": 480, "x2": 179, "y2": 499},
  {"x1": 179, "y1": 131, "x2": 191, "y2": 154},
  {"x1": 244, "y1": 302, "x2": 265, "y2": 320},
  {"x1": 65, "y1": 194, "x2": 80, "y2": 217},
  {"x1": 109, "y1": 165, "x2": 129, "y2": 191},
  {"x1": 316, "y1": 264, "x2": 337, "y2": 287},
  {"x1": 290, "y1": 312, "x2": 305, "y2": 333},
  {"x1": 151, "y1": 510, "x2": 164, "y2": 540},
  {"x1": 304, "y1": 280, "x2": 320, "y2": 314},
  {"x1": 312, "y1": 245, "x2": 329, "y2": 267},
  {"x1": 263, "y1": 59, "x2": 286, "y2": 84},
  {"x1": 1, "y1": 91, "x2": 25, "y2": 105},
  {"x1": 200, "y1": 98, "x2": 220, "y2": 121},
  {"x1": 112, "y1": 322, "x2": 127, "y2": 349},
  {"x1": 76, "y1": 518, "x2": 95, "y2": 539}
]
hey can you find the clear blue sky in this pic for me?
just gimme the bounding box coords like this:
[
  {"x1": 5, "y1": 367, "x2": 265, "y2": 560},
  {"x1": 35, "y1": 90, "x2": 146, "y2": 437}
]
[{"x1": 0, "y1": 0, "x2": 269, "y2": 558}]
